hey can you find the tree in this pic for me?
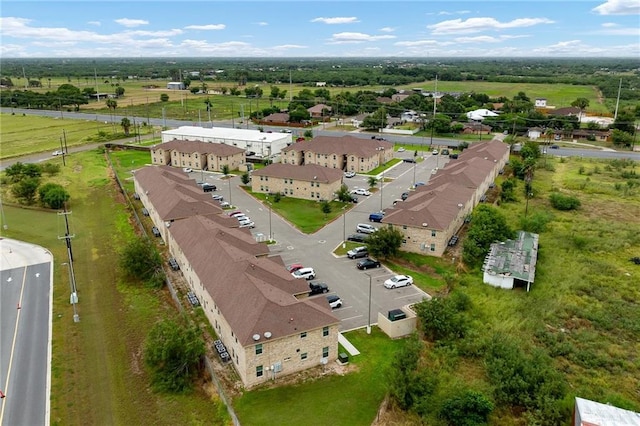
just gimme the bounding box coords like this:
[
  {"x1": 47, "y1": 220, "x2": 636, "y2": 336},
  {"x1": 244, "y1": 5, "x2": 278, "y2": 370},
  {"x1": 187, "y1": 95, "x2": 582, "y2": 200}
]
[
  {"x1": 367, "y1": 176, "x2": 378, "y2": 189},
  {"x1": 160, "y1": 93, "x2": 169, "y2": 102},
  {"x1": 386, "y1": 335, "x2": 429, "y2": 410},
  {"x1": 336, "y1": 184, "x2": 353, "y2": 202},
  {"x1": 106, "y1": 99, "x2": 117, "y2": 120},
  {"x1": 366, "y1": 226, "x2": 403, "y2": 259},
  {"x1": 610, "y1": 128, "x2": 634, "y2": 147},
  {"x1": 362, "y1": 107, "x2": 387, "y2": 130},
  {"x1": 500, "y1": 179, "x2": 517, "y2": 202},
  {"x1": 38, "y1": 183, "x2": 70, "y2": 209},
  {"x1": 414, "y1": 296, "x2": 468, "y2": 342},
  {"x1": 520, "y1": 140, "x2": 541, "y2": 161},
  {"x1": 11, "y1": 177, "x2": 40, "y2": 204},
  {"x1": 221, "y1": 164, "x2": 230, "y2": 177},
  {"x1": 462, "y1": 205, "x2": 514, "y2": 266},
  {"x1": 144, "y1": 318, "x2": 205, "y2": 393},
  {"x1": 571, "y1": 97, "x2": 590, "y2": 120},
  {"x1": 289, "y1": 105, "x2": 311, "y2": 123},
  {"x1": 321, "y1": 201, "x2": 331, "y2": 218},
  {"x1": 240, "y1": 172, "x2": 250, "y2": 185},
  {"x1": 119, "y1": 238, "x2": 163, "y2": 287},
  {"x1": 115, "y1": 86, "x2": 125, "y2": 97},
  {"x1": 120, "y1": 117, "x2": 131, "y2": 136},
  {"x1": 190, "y1": 86, "x2": 199, "y2": 95},
  {"x1": 440, "y1": 390, "x2": 494, "y2": 426},
  {"x1": 56, "y1": 83, "x2": 87, "y2": 110}
]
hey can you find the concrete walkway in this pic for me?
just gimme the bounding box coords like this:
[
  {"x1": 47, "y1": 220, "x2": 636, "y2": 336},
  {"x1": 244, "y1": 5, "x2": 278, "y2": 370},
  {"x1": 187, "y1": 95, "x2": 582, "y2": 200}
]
[{"x1": 338, "y1": 332, "x2": 361, "y2": 356}]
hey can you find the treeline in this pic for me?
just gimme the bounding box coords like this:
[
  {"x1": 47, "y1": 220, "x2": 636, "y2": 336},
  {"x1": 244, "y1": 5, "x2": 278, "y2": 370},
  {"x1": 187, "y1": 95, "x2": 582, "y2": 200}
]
[{"x1": 1, "y1": 57, "x2": 639, "y2": 102}]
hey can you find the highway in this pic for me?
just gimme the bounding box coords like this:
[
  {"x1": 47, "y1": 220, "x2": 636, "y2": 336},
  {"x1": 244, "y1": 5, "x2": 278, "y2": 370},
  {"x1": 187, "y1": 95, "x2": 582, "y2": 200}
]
[{"x1": 0, "y1": 239, "x2": 53, "y2": 426}]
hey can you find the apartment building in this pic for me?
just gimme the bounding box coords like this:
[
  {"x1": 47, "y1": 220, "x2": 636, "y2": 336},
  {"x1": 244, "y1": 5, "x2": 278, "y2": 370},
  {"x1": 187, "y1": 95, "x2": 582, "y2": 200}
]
[
  {"x1": 251, "y1": 163, "x2": 344, "y2": 201},
  {"x1": 150, "y1": 140, "x2": 245, "y2": 172}
]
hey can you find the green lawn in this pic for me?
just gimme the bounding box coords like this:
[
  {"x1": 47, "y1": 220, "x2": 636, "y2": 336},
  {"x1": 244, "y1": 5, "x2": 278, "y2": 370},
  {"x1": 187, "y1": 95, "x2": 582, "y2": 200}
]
[{"x1": 234, "y1": 328, "x2": 406, "y2": 426}]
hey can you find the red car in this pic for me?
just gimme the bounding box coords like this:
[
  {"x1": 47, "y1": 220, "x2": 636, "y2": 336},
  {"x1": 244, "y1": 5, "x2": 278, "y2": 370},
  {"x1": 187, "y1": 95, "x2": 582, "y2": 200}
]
[{"x1": 286, "y1": 263, "x2": 304, "y2": 273}]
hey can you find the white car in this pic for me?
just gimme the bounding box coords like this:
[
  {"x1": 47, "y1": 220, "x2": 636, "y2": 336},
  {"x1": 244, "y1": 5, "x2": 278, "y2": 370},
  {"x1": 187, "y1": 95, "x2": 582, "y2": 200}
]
[
  {"x1": 351, "y1": 188, "x2": 371, "y2": 196},
  {"x1": 52, "y1": 150, "x2": 64, "y2": 156},
  {"x1": 384, "y1": 275, "x2": 413, "y2": 289},
  {"x1": 397, "y1": 147, "x2": 405, "y2": 152},
  {"x1": 292, "y1": 267, "x2": 316, "y2": 280},
  {"x1": 239, "y1": 221, "x2": 255, "y2": 229},
  {"x1": 345, "y1": 171, "x2": 356, "y2": 178},
  {"x1": 432, "y1": 149, "x2": 439, "y2": 155},
  {"x1": 183, "y1": 167, "x2": 193, "y2": 173},
  {"x1": 356, "y1": 223, "x2": 377, "y2": 234}
]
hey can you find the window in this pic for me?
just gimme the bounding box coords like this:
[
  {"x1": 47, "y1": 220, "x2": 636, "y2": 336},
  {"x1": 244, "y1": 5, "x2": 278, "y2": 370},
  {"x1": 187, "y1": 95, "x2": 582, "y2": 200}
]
[
  {"x1": 310, "y1": 192, "x2": 314, "y2": 198},
  {"x1": 431, "y1": 230, "x2": 436, "y2": 237},
  {"x1": 260, "y1": 186, "x2": 264, "y2": 191},
  {"x1": 256, "y1": 365, "x2": 263, "y2": 377},
  {"x1": 290, "y1": 190, "x2": 294, "y2": 195},
  {"x1": 403, "y1": 225, "x2": 407, "y2": 230},
  {"x1": 265, "y1": 177, "x2": 269, "y2": 181},
  {"x1": 322, "y1": 346, "x2": 329, "y2": 358},
  {"x1": 430, "y1": 243, "x2": 436, "y2": 252},
  {"x1": 195, "y1": 154, "x2": 198, "y2": 158},
  {"x1": 323, "y1": 326, "x2": 329, "y2": 337},
  {"x1": 333, "y1": 155, "x2": 336, "y2": 160},
  {"x1": 290, "y1": 179, "x2": 293, "y2": 184},
  {"x1": 301, "y1": 352, "x2": 308, "y2": 360},
  {"x1": 265, "y1": 186, "x2": 269, "y2": 192},
  {"x1": 300, "y1": 332, "x2": 307, "y2": 339},
  {"x1": 284, "y1": 188, "x2": 288, "y2": 194},
  {"x1": 260, "y1": 176, "x2": 264, "y2": 181},
  {"x1": 255, "y1": 344, "x2": 263, "y2": 355}
]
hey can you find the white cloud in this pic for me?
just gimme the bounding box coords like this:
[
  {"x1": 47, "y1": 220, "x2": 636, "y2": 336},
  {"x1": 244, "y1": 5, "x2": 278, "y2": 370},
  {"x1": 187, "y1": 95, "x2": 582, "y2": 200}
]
[
  {"x1": 454, "y1": 36, "x2": 503, "y2": 43},
  {"x1": 125, "y1": 29, "x2": 183, "y2": 37},
  {"x1": 592, "y1": 0, "x2": 640, "y2": 15},
  {"x1": 272, "y1": 44, "x2": 307, "y2": 50},
  {"x1": 437, "y1": 10, "x2": 471, "y2": 15},
  {"x1": 428, "y1": 17, "x2": 554, "y2": 35},
  {"x1": 184, "y1": 24, "x2": 225, "y2": 30},
  {"x1": 394, "y1": 39, "x2": 440, "y2": 47},
  {"x1": 379, "y1": 27, "x2": 395, "y2": 33},
  {"x1": 114, "y1": 18, "x2": 149, "y2": 28},
  {"x1": 311, "y1": 17, "x2": 359, "y2": 24},
  {"x1": 87, "y1": 21, "x2": 101, "y2": 26},
  {"x1": 601, "y1": 22, "x2": 619, "y2": 27},
  {"x1": 328, "y1": 32, "x2": 395, "y2": 44},
  {"x1": 256, "y1": 22, "x2": 268, "y2": 26}
]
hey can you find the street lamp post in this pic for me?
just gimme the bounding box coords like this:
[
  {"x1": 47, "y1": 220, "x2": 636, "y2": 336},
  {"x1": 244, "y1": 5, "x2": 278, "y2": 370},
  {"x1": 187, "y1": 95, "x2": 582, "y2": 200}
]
[
  {"x1": 366, "y1": 273, "x2": 372, "y2": 334},
  {"x1": 342, "y1": 206, "x2": 347, "y2": 248},
  {"x1": 266, "y1": 199, "x2": 273, "y2": 242},
  {"x1": 379, "y1": 172, "x2": 384, "y2": 211},
  {"x1": 228, "y1": 176, "x2": 232, "y2": 206}
]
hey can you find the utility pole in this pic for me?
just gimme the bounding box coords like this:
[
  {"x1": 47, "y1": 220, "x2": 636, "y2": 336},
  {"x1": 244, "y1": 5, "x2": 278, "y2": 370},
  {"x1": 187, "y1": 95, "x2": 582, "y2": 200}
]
[
  {"x1": 59, "y1": 137, "x2": 66, "y2": 167},
  {"x1": 58, "y1": 205, "x2": 79, "y2": 322}
]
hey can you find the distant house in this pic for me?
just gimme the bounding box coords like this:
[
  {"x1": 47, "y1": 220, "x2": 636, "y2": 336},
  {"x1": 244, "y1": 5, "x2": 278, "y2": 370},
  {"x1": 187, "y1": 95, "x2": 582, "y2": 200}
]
[
  {"x1": 483, "y1": 231, "x2": 539, "y2": 292},
  {"x1": 573, "y1": 397, "x2": 640, "y2": 426},
  {"x1": 307, "y1": 104, "x2": 332, "y2": 118},
  {"x1": 376, "y1": 96, "x2": 393, "y2": 105},
  {"x1": 251, "y1": 163, "x2": 343, "y2": 201},
  {"x1": 548, "y1": 106, "x2": 581, "y2": 117},
  {"x1": 315, "y1": 82, "x2": 326, "y2": 87},
  {"x1": 166, "y1": 82, "x2": 185, "y2": 90},
  {"x1": 460, "y1": 122, "x2": 492, "y2": 135},
  {"x1": 401, "y1": 110, "x2": 419, "y2": 122},
  {"x1": 571, "y1": 129, "x2": 611, "y2": 142},
  {"x1": 527, "y1": 127, "x2": 544, "y2": 140},
  {"x1": 535, "y1": 98, "x2": 547, "y2": 108},
  {"x1": 391, "y1": 93, "x2": 411, "y2": 102},
  {"x1": 350, "y1": 113, "x2": 370, "y2": 128},
  {"x1": 262, "y1": 112, "x2": 290, "y2": 124}
]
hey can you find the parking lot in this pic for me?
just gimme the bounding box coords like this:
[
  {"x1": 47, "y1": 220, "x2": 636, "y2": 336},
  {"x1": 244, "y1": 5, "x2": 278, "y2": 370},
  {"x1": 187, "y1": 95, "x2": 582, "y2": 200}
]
[{"x1": 186, "y1": 151, "x2": 443, "y2": 331}]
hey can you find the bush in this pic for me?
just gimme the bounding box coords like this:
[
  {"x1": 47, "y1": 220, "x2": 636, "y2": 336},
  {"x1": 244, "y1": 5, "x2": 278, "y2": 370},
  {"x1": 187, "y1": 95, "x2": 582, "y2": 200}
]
[
  {"x1": 520, "y1": 211, "x2": 553, "y2": 233},
  {"x1": 549, "y1": 193, "x2": 581, "y2": 210},
  {"x1": 119, "y1": 238, "x2": 163, "y2": 285},
  {"x1": 38, "y1": 182, "x2": 70, "y2": 209},
  {"x1": 440, "y1": 390, "x2": 494, "y2": 426},
  {"x1": 11, "y1": 177, "x2": 40, "y2": 204},
  {"x1": 414, "y1": 297, "x2": 468, "y2": 342}
]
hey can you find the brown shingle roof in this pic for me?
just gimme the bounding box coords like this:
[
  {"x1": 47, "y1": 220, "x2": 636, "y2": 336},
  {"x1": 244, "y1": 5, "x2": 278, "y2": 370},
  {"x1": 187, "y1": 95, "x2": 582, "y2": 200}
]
[
  {"x1": 134, "y1": 165, "x2": 225, "y2": 221},
  {"x1": 153, "y1": 140, "x2": 245, "y2": 156},
  {"x1": 263, "y1": 112, "x2": 290, "y2": 123},
  {"x1": 282, "y1": 135, "x2": 393, "y2": 158},
  {"x1": 169, "y1": 215, "x2": 338, "y2": 346},
  {"x1": 383, "y1": 180, "x2": 474, "y2": 230},
  {"x1": 252, "y1": 163, "x2": 343, "y2": 183},
  {"x1": 307, "y1": 104, "x2": 332, "y2": 114},
  {"x1": 459, "y1": 139, "x2": 510, "y2": 163}
]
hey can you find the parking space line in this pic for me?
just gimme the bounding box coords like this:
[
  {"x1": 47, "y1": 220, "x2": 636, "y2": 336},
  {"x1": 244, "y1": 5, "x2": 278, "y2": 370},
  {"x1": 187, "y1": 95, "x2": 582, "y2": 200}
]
[{"x1": 341, "y1": 314, "x2": 362, "y2": 322}]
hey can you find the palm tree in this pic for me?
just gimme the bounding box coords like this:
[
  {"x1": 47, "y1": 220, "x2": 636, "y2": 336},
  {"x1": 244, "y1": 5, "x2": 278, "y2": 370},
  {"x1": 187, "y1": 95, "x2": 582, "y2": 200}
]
[{"x1": 120, "y1": 117, "x2": 131, "y2": 136}]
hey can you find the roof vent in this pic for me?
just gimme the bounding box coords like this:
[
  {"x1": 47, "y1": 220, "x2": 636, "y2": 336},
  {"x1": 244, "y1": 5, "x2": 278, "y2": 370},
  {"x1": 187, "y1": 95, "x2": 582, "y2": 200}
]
[
  {"x1": 422, "y1": 222, "x2": 428, "y2": 227},
  {"x1": 264, "y1": 331, "x2": 272, "y2": 339},
  {"x1": 252, "y1": 334, "x2": 261, "y2": 341},
  {"x1": 457, "y1": 203, "x2": 463, "y2": 208}
]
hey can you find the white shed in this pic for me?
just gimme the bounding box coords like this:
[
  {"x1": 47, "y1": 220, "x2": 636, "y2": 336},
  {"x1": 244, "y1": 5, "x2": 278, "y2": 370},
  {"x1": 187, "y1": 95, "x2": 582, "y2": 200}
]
[
  {"x1": 167, "y1": 82, "x2": 185, "y2": 90},
  {"x1": 161, "y1": 126, "x2": 292, "y2": 158}
]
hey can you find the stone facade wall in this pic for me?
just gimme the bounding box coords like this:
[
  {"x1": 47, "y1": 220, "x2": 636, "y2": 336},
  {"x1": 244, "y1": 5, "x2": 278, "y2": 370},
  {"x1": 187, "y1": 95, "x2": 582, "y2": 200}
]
[{"x1": 251, "y1": 175, "x2": 342, "y2": 201}]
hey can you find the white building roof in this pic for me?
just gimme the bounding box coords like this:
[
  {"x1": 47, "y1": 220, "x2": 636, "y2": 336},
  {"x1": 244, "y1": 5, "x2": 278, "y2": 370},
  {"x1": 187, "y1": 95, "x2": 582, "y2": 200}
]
[
  {"x1": 575, "y1": 397, "x2": 640, "y2": 426},
  {"x1": 162, "y1": 126, "x2": 288, "y2": 144},
  {"x1": 466, "y1": 109, "x2": 499, "y2": 121}
]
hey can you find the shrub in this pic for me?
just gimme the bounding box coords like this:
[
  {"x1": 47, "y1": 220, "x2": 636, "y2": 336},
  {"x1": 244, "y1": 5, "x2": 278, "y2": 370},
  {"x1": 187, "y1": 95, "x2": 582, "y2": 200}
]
[
  {"x1": 38, "y1": 182, "x2": 70, "y2": 209},
  {"x1": 414, "y1": 297, "x2": 468, "y2": 342},
  {"x1": 549, "y1": 193, "x2": 581, "y2": 210},
  {"x1": 119, "y1": 238, "x2": 163, "y2": 286},
  {"x1": 439, "y1": 390, "x2": 494, "y2": 426},
  {"x1": 160, "y1": 93, "x2": 169, "y2": 102},
  {"x1": 41, "y1": 162, "x2": 61, "y2": 175},
  {"x1": 11, "y1": 177, "x2": 40, "y2": 204},
  {"x1": 520, "y1": 211, "x2": 552, "y2": 233}
]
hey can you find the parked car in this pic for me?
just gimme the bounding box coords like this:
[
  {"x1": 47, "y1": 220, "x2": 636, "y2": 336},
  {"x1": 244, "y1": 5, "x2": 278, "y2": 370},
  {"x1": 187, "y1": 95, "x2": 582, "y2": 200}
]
[
  {"x1": 441, "y1": 149, "x2": 449, "y2": 156},
  {"x1": 384, "y1": 275, "x2": 413, "y2": 289},
  {"x1": 151, "y1": 226, "x2": 161, "y2": 237},
  {"x1": 432, "y1": 149, "x2": 439, "y2": 155},
  {"x1": 309, "y1": 282, "x2": 329, "y2": 295},
  {"x1": 449, "y1": 153, "x2": 459, "y2": 159},
  {"x1": 350, "y1": 195, "x2": 359, "y2": 203},
  {"x1": 183, "y1": 167, "x2": 193, "y2": 173},
  {"x1": 392, "y1": 199, "x2": 404, "y2": 206},
  {"x1": 403, "y1": 158, "x2": 416, "y2": 163},
  {"x1": 52, "y1": 150, "x2": 64, "y2": 156},
  {"x1": 369, "y1": 212, "x2": 384, "y2": 222},
  {"x1": 356, "y1": 258, "x2": 381, "y2": 270},
  {"x1": 212, "y1": 194, "x2": 224, "y2": 201},
  {"x1": 551, "y1": 144, "x2": 559, "y2": 149},
  {"x1": 326, "y1": 295, "x2": 343, "y2": 309},
  {"x1": 347, "y1": 246, "x2": 369, "y2": 259},
  {"x1": 401, "y1": 192, "x2": 409, "y2": 201},
  {"x1": 219, "y1": 201, "x2": 230, "y2": 208},
  {"x1": 246, "y1": 151, "x2": 256, "y2": 156},
  {"x1": 292, "y1": 267, "x2": 316, "y2": 280},
  {"x1": 356, "y1": 223, "x2": 377, "y2": 234},
  {"x1": 228, "y1": 211, "x2": 244, "y2": 217},
  {"x1": 168, "y1": 258, "x2": 180, "y2": 271},
  {"x1": 239, "y1": 221, "x2": 255, "y2": 229},
  {"x1": 286, "y1": 263, "x2": 304, "y2": 273},
  {"x1": 351, "y1": 188, "x2": 371, "y2": 196},
  {"x1": 347, "y1": 234, "x2": 369, "y2": 243},
  {"x1": 397, "y1": 147, "x2": 405, "y2": 152},
  {"x1": 141, "y1": 208, "x2": 149, "y2": 216},
  {"x1": 414, "y1": 182, "x2": 425, "y2": 188},
  {"x1": 345, "y1": 171, "x2": 356, "y2": 178},
  {"x1": 202, "y1": 184, "x2": 216, "y2": 192}
]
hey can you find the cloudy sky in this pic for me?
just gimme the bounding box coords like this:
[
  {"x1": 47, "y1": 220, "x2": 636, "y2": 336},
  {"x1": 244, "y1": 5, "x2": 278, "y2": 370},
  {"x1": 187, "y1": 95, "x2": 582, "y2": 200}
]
[{"x1": 1, "y1": 0, "x2": 638, "y2": 58}]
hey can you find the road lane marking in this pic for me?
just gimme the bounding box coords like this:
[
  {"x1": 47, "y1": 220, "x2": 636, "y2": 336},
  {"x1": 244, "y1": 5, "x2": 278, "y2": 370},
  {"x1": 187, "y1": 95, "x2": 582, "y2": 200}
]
[{"x1": 0, "y1": 266, "x2": 27, "y2": 423}]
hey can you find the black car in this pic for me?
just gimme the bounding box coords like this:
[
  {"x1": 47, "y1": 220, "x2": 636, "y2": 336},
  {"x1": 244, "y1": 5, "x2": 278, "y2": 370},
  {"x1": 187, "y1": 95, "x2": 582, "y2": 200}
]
[
  {"x1": 357, "y1": 258, "x2": 381, "y2": 270},
  {"x1": 202, "y1": 184, "x2": 217, "y2": 192},
  {"x1": 168, "y1": 258, "x2": 180, "y2": 271},
  {"x1": 309, "y1": 282, "x2": 329, "y2": 295},
  {"x1": 347, "y1": 234, "x2": 369, "y2": 243},
  {"x1": 449, "y1": 153, "x2": 459, "y2": 159},
  {"x1": 401, "y1": 192, "x2": 409, "y2": 201},
  {"x1": 402, "y1": 158, "x2": 416, "y2": 163}
]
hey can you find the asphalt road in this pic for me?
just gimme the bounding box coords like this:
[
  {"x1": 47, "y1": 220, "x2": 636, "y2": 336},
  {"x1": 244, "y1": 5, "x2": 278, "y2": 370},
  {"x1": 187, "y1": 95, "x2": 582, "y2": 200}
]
[{"x1": 0, "y1": 239, "x2": 53, "y2": 426}]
